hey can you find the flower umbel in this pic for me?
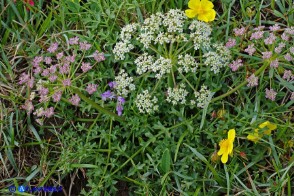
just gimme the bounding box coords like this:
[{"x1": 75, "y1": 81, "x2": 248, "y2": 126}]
[
  {"x1": 217, "y1": 129, "x2": 235, "y2": 164},
  {"x1": 185, "y1": 0, "x2": 216, "y2": 22}
]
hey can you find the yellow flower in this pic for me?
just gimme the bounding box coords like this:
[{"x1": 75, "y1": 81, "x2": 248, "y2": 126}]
[
  {"x1": 247, "y1": 121, "x2": 277, "y2": 143},
  {"x1": 247, "y1": 129, "x2": 261, "y2": 143},
  {"x1": 185, "y1": 0, "x2": 216, "y2": 22},
  {"x1": 258, "y1": 121, "x2": 277, "y2": 135},
  {"x1": 217, "y1": 129, "x2": 235, "y2": 164}
]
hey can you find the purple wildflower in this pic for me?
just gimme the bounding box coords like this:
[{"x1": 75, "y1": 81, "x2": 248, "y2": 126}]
[
  {"x1": 41, "y1": 69, "x2": 50, "y2": 77},
  {"x1": 262, "y1": 51, "x2": 272, "y2": 59},
  {"x1": 52, "y1": 91, "x2": 62, "y2": 102},
  {"x1": 285, "y1": 27, "x2": 294, "y2": 35},
  {"x1": 27, "y1": 77, "x2": 34, "y2": 88},
  {"x1": 32, "y1": 56, "x2": 43, "y2": 67},
  {"x1": 49, "y1": 75, "x2": 58, "y2": 82},
  {"x1": 44, "y1": 57, "x2": 52, "y2": 65},
  {"x1": 117, "y1": 96, "x2": 125, "y2": 104},
  {"x1": 79, "y1": 41, "x2": 92, "y2": 51},
  {"x1": 275, "y1": 42, "x2": 285, "y2": 54},
  {"x1": 269, "y1": 24, "x2": 280, "y2": 32},
  {"x1": 49, "y1": 65, "x2": 57, "y2": 74},
  {"x1": 33, "y1": 66, "x2": 42, "y2": 74},
  {"x1": 253, "y1": 26, "x2": 265, "y2": 31},
  {"x1": 39, "y1": 86, "x2": 49, "y2": 96},
  {"x1": 229, "y1": 59, "x2": 243, "y2": 71},
  {"x1": 47, "y1": 42, "x2": 58, "y2": 53},
  {"x1": 250, "y1": 31, "x2": 264, "y2": 40},
  {"x1": 62, "y1": 79, "x2": 71, "y2": 87},
  {"x1": 101, "y1": 90, "x2": 115, "y2": 101},
  {"x1": 93, "y1": 51, "x2": 106, "y2": 62},
  {"x1": 247, "y1": 74, "x2": 258, "y2": 87},
  {"x1": 69, "y1": 37, "x2": 79, "y2": 45},
  {"x1": 108, "y1": 81, "x2": 117, "y2": 88},
  {"x1": 233, "y1": 27, "x2": 246, "y2": 36},
  {"x1": 21, "y1": 100, "x2": 34, "y2": 114},
  {"x1": 281, "y1": 32, "x2": 289, "y2": 41},
  {"x1": 69, "y1": 94, "x2": 81, "y2": 106},
  {"x1": 283, "y1": 70, "x2": 293, "y2": 81},
  {"x1": 116, "y1": 103, "x2": 123, "y2": 116},
  {"x1": 19, "y1": 72, "x2": 30, "y2": 84},
  {"x1": 59, "y1": 64, "x2": 70, "y2": 74},
  {"x1": 284, "y1": 53, "x2": 293, "y2": 61},
  {"x1": 56, "y1": 52, "x2": 64, "y2": 59},
  {"x1": 244, "y1": 44, "x2": 256, "y2": 56},
  {"x1": 270, "y1": 59, "x2": 279, "y2": 68},
  {"x1": 225, "y1": 38, "x2": 236, "y2": 48},
  {"x1": 290, "y1": 47, "x2": 294, "y2": 55},
  {"x1": 65, "y1": 55, "x2": 76, "y2": 63},
  {"x1": 86, "y1": 84, "x2": 98, "y2": 95},
  {"x1": 264, "y1": 33, "x2": 276, "y2": 45},
  {"x1": 44, "y1": 107, "x2": 54, "y2": 118},
  {"x1": 265, "y1": 88, "x2": 277, "y2": 101},
  {"x1": 81, "y1": 62, "x2": 92, "y2": 72}
]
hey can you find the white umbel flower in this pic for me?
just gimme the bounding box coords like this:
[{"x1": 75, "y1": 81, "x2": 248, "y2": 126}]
[
  {"x1": 189, "y1": 20, "x2": 212, "y2": 50},
  {"x1": 166, "y1": 84, "x2": 188, "y2": 105},
  {"x1": 135, "y1": 53, "x2": 155, "y2": 75},
  {"x1": 113, "y1": 41, "x2": 134, "y2": 60},
  {"x1": 138, "y1": 31, "x2": 154, "y2": 49},
  {"x1": 177, "y1": 54, "x2": 198, "y2": 73},
  {"x1": 194, "y1": 85, "x2": 212, "y2": 108},
  {"x1": 135, "y1": 90, "x2": 159, "y2": 114},
  {"x1": 120, "y1": 23, "x2": 138, "y2": 41},
  {"x1": 162, "y1": 9, "x2": 186, "y2": 33},
  {"x1": 150, "y1": 56, "x2": 172, "y2": 79},
  {"x1": 114, "y1": 69, "x2": 135, "y2": 96},
  {"x1": 203, "y1": 43, "x2": 231, "y2": 74}
]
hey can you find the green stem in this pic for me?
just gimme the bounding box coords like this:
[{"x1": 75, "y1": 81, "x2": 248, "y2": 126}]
[{"x1": 211, "y1": 62, "x2": 268, "y2": 103}]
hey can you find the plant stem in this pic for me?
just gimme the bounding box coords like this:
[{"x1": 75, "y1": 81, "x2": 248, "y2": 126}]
[{"x1": 211, "y1": 62, "x2": 268, "y2": 103}]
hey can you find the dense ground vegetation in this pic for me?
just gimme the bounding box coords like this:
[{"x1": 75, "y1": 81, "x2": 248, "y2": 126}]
[{"x1": 0, "y1": 0, "x2": 293, "y2": 195}]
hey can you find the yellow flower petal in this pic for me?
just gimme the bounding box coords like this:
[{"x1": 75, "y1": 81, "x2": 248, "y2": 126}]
[
  {"x1": 185, "y1": 9, "x2": 198, "y2": 18},
  {"x1": 247, "y1": 132, "x2": 261, "y2": 143},
  {"x1": 204, "y1": 9, "x2": 216, "y2": 21},
  {"x1": 259, "y1": 121, "x2": 277, "y2": 135},
  {"x1": 188, "y1": 0, "x2": 201, "y2": 9},
  {"x1": 228, "y1": 129, "x2": 235, "y2": 142},
  {"x1": 186, "y1": 0, "x2": 216, "y2": 22},
  {"x1": 197, "y1": 14, "x2": 209, "y2": 22},
  {"x1": 201, "y1": 0, "x2": 214, "y2": 9},
  {"x1": 221, "y1": 152, "x2": 229, "y2": 163}
]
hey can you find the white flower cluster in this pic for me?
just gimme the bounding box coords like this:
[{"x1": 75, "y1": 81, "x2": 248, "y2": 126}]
[
  {"x1": 135, "y1": 90, "x2": 159, "y2": 114},
  {"x1": 113, "y1": 41, "x2": 134, "y2": 60},
  {"x1": 142, "y1": 12, "x2": 164, "y2": 32},
  {"x1": 166, "y1": 84, "x2": 188, "y2": 105},
  {"x1": 203, "y1": 43, "x2": 231, "y2": 74},
  {"x1": 120, "y1": 23, "x2": 138, "y2": 40},
  {"x1": 162, "y1": 9, "x2": 186, "y2": 33},
  {"x1": 134, "y1": 53, "x2": 154, "y2": 75},
  {"x1": 138, "y1": 31, "x2": 154, "y2": 48},
  {"x1": 177, "y1": 54, "x2": 198, "y2": 73},
  {"x1": 114, "y1": 69, "x2": 135, "y2": 96},
  {"x1": 134, "y1": 54, "x2": 172, "y2": 78},
  {"x1": 189, "y1": 20, "x2": 212, "y2": 50},
  {"x1": 150, "y1": 56, "x2": 172, "y2": 79},
  {"x1": 193, "y1": 85, "x2": 212, "y2": 108}
]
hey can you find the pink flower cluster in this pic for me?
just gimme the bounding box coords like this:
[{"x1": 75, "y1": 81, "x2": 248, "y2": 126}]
[
  {"x1": 229, "y1": 59, "x2": 243, "y2": 71},
  {"x1": 19, "y1": 35, "x2": 106, "y2": 122}
]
